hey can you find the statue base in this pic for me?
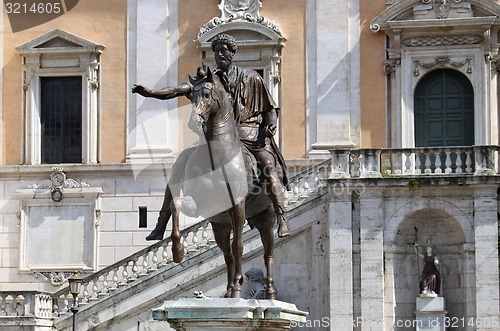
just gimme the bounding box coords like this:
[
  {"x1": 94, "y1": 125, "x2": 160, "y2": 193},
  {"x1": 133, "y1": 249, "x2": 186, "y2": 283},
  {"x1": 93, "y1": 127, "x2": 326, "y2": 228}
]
[
  {"x1": 151, "y1": 297, "x2": 308, "y2": 331},
  {"x1": 415, "y1": 296, "x2": 447, "y2": 331}
]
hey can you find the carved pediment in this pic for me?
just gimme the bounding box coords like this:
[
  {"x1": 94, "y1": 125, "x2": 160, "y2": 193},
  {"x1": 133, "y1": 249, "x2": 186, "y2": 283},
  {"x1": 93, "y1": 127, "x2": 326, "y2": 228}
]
[
  {"x1": 17, "y1": 28, "x2": 104, "y2": 55},
  {"x1": 198, "y1": 0, "x2": 283, "y2": 40},
  {"x1": 371, "y1": 0, "x2": 500, "y2": 32}
]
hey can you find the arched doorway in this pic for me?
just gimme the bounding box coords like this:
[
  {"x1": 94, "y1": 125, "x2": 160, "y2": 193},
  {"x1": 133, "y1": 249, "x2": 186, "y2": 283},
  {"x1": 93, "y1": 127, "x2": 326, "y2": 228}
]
[{"x1": 414, "y1": 69, "x2": 474, "y2": 147}]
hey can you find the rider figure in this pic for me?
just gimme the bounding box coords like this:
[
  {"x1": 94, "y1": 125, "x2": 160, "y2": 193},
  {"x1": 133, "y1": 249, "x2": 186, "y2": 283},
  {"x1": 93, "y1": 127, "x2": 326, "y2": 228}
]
[{"x1": 132, "y1": 33, "x2": 291, "y2": 239}]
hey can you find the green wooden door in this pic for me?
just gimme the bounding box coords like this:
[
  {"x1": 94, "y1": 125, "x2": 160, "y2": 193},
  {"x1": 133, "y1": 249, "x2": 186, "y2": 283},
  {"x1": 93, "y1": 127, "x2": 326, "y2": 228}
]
[{"x1": 414, "y1": 69, "x2": 474, "y2": 147}]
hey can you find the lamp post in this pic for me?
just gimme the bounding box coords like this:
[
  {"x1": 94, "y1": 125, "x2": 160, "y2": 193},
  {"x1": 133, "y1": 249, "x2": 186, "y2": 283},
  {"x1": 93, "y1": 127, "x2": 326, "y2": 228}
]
[{"x1": 68, "y1": 271, "x2": 82, "y2": 331}]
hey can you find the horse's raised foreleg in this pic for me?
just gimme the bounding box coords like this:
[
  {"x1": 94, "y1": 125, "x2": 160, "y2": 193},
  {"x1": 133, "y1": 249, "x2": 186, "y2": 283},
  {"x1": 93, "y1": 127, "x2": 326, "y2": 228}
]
[
  {"x1": 211, "y1": 220, "x2": 234, "y2": 298},
  {"x1": 228, "y1": 200, "x2": 245, "y2": 298},
  {"x1": 249, "y1": 206, "x2": 277, "y2": 299}
]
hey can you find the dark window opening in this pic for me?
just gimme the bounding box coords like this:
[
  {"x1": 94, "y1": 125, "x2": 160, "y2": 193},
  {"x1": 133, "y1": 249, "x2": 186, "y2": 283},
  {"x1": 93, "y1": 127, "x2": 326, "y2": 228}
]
[
  {"x1": 139, "y1": 206, "x2": 148, "y2": 228},
  {"x1": 41, "y1": 76, "x2": 82, "y2": 164}
]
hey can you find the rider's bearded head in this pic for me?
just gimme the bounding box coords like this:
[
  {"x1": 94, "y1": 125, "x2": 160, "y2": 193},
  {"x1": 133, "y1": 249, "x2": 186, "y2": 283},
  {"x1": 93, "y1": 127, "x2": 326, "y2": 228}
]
[{"x1": 211, "y1": 34, "x2": 237, "y2": 72}]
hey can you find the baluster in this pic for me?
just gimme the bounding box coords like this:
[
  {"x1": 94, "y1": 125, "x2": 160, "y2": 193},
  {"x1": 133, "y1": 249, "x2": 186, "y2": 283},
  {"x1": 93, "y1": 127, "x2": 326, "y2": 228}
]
[
  {"x1": 131, "y1": 259, "x2": 139, "y2": 281},
  {"x1": 182, "y1": 233, "x2": 189, "y2": 254},
  {"x1": 293, "y1": 183, "x2": 300, "y2": 203},
  {"x1": 415, "y1": 151, "x2": 422, "y2": 175},
  {"x1": 150, "y1": 248, "x2": 159, "y2": 271},
  {"x1": 161, "y1": 245, "x2": 171, "y2": 265},
  {"x1": 139, "y1": 255, "x2": 149, "y2": 276},
  {"x1": 312, "y1": 168, "x2": 320, "y2": 192},
  {"x1": 445, "y1": 149, "x2": 452, "y2": 174},
  {"x1": 283, "y1": 189, "x2": 290, "y2": 207},
  {"x1": 60, "y1": 293, "x2": 70, "y2": 312},
  {"x1": 465, "y1": 151, "x2": 473, "y2": 173},
  {"x1": 110, "y1": 269, "x2": 119, "y2": 291},
  {"x1": 301, "y1": 181, "x2": 310, "y2": 199},
  {"x1": 455, "y1": 151, "x2": 463, "y2": 173},
  {"x1": 434, "y1": 151, "x2": 442, "y2": 174},
  {"x1": 191, "y1": 230, "x2": 199, "y2": 251},
  {"x1": 424, "y1": 152, "x2": 432, "y2": 174},
  {"x1": 0, "y1": 293, "x2": 7, "y2": 316},
  {"x1": 80, "y1": 283, "x2": 90, "y2": 305},
  {"x1": 120, "y1": 264, "x2": 129, "y2": 286},
  {"x1": 90, "y1": 279, "x2": 99, "y2": 301},
  {"x1": 198, "y1": 225, "x2": 209, "y2": 248},
  {"x1": 100, "y1": 272, "x2": 110, "y2": 296},
  {"x1": 11, "y1": 295, "x2": 18, "y2": 316}
]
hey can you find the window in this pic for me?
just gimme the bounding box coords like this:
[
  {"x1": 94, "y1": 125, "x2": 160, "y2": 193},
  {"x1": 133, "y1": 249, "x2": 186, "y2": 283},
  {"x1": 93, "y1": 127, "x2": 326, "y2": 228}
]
[
  {"x1": 41, "y1": 76, "x2": 83, "y2": 163},
  {"x1": 17, "y1": 29, "x2": 104, "y2": 164}
]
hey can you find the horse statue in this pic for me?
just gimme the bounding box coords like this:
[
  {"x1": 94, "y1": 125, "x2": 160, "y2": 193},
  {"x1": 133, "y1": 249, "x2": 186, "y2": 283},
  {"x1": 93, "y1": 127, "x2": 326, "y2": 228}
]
[{"x1": 169, "y1": 66, "x2": 278, "y2": 299}]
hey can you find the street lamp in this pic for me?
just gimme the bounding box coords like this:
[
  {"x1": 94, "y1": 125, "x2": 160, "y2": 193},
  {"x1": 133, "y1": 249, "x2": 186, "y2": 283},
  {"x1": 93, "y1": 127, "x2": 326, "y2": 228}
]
[{"x1": 68, "y1": 271, "x2": 82, "y2": 331}]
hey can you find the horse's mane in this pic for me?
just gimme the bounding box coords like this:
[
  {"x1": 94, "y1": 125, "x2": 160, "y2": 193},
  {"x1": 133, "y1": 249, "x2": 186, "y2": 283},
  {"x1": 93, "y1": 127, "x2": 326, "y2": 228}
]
[{"x1": 189, "y1": 66, "x2": 230, "y2": 94}]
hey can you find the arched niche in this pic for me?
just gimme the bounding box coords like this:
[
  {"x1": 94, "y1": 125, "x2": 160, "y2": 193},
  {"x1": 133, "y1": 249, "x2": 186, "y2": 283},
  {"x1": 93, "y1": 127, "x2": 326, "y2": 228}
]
[{"x1": 388, "y1": 208, "x2": 471, "y2": 328}]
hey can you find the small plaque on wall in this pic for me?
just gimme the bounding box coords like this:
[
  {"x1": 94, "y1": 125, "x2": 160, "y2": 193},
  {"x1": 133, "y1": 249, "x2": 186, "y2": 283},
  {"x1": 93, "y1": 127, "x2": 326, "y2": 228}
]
[{"x1": 25, "y1": 204, "x2": 93, "y2": 270}]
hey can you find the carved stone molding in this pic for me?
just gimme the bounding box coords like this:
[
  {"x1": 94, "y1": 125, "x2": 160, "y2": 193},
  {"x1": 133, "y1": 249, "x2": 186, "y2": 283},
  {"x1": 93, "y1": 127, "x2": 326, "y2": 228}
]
[
  {"x1": 402, "y1": 34, "x2": 483, "y2": 48},
  {"x1": 413, "y1": 56, "x2": 472, "y2": 76},
  {"x1": 198, "y1": 0, "x2": 282, "y2": 39},
  {"x1": 415, "y1": 0, "x2": 472, "y2": 19}
]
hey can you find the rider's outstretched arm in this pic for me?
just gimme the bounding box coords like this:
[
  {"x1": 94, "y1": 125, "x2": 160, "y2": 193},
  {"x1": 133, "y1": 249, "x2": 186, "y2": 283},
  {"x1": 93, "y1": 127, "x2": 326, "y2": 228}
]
[{"x1": 132, "y1": 81, "x2": 192, "y2": 100}]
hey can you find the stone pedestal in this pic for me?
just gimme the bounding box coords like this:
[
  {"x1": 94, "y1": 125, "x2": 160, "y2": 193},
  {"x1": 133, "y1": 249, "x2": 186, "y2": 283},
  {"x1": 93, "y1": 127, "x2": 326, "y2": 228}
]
[
  {"x1": 415, "y1": 296, "x2": 447, "y2": 331},
  {"x1": 151, "y1": 297, "x2": 308, "y2": 331}
]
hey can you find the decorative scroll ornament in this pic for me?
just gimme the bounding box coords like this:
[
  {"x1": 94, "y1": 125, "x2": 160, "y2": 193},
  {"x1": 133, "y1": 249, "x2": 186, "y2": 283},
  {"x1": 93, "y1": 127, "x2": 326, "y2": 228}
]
[
  {"x1": 198, "y1": 0, "x2": 282, "y2": 39},
  {"x1": 28, "y1": 167, "x2": 90, "y2": 190},
  {"x1": 34, "y1": 271, "x2": 74, "y2": 287},
  {"x1": 413, "y1": 56, "x2": 472, "y2": 76},
  {"x1": 28, "y1": 167, "x2": 90, "y2": 202}
]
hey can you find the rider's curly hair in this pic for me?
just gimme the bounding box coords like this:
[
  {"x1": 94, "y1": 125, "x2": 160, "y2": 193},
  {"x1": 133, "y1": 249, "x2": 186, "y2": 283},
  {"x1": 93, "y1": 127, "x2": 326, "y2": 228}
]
[{"x1": 211, "y1": 33, "x2": 238, "y2": 54}]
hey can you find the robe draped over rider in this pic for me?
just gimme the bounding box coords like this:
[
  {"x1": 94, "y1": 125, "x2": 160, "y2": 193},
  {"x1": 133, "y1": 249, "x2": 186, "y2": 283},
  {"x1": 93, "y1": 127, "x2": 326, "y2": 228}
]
[{"x1": 225, "y1": 66, "x2": 289, "y2": 189}]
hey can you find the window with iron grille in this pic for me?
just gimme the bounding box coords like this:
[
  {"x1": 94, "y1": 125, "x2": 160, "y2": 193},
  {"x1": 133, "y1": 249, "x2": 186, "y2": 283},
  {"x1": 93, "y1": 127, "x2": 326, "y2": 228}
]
[{"x1": 40, "y1": 77, "x2": 83, "y2": 164}]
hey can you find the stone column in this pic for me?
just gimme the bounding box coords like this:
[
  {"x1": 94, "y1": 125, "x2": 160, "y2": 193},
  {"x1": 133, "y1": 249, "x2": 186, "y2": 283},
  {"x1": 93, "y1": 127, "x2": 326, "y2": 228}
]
[
  {"x1": 473, "y1": 186, "x2": 500, "y2": 329},
  {"x1": 306, "y1": 0, "x2": 360, "y2": 157},
  {"x1": 126, "y1": 0, "x2": 179, "y2": 163},
  {"x1": 359, "y1": 187, "x2": 384, "y2": 330},
  {"x1": 328, "y1": 191, "x2": 354, "y2": 328}
]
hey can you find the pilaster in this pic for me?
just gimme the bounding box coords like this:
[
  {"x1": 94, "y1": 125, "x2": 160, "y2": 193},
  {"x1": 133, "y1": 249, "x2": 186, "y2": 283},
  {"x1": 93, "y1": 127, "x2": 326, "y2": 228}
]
[
  {"x1": 359, "y1": 187, "x2": 384, "y2": 330},
  {"x1": 126, "y1": 0, "x2": 179, "y2": 163},
  {"x1": 328, "y1": 190, "x2": 354, "y2": 327},
  {"x1": 473, "y1": 186, "x2": 500, "y2": 328},
  {"x1": 307, "y1": 0, "x2": 360, "y2": 157}
]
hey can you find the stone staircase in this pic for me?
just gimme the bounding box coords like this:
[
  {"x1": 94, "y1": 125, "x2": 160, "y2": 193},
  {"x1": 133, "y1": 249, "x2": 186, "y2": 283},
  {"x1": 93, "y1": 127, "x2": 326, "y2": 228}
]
[{"x1": 0, "y1": 159, "x2": 330, "y2": 330}]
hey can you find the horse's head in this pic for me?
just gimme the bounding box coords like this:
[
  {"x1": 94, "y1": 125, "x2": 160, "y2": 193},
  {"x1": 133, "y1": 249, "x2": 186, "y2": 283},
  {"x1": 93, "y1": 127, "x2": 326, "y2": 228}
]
[{"x1": 187, "y1": 66, "x2": 231, "y2": 135}]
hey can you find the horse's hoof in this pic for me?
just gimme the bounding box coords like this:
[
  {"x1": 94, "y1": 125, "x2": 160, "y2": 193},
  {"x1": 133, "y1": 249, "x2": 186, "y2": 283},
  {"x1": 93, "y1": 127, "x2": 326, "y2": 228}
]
[
  {"x1": 230, "y1": 288, "x2": 242, "y2": 298},
  {"x1": 172, "y1": 243, "x2": 184, "y2": 263},
  {"x1": 224, "y1": 290, "x2": 232, "y2": 298}
]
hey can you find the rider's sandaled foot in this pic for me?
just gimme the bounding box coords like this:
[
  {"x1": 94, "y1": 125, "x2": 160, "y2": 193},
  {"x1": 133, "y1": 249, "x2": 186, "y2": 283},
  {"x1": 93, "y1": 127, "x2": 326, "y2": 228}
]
[
  {"x1": 277, "y1": 214, "x2": 291, "y2": 238},
  {"x1": 145, "y1": 218, "x2": 167, "y2": 241}
]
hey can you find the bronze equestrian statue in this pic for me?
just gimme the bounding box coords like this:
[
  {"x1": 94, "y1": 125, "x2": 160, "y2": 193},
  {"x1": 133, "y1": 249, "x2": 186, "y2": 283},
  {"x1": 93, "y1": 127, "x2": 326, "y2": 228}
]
[
  {"x1": 132, "y1": 34, "x2": 291, "y2": 298},
  {"x1": 133, "y1": 33, "x2": 290, "y2": 240}
]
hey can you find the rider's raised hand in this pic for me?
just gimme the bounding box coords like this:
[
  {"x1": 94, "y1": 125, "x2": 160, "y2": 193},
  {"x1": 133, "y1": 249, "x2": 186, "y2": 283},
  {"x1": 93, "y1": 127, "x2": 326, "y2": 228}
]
[{"x1": 132, "y1": 84, "x2": 151, "y2": 97}]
